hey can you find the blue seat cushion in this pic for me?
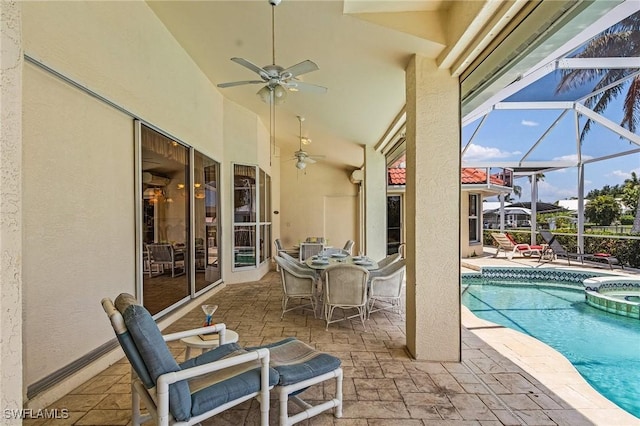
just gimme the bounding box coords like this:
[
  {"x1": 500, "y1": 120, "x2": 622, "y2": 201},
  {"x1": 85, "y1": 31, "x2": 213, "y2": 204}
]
[
  {"x1": 247, "y1": 337, "x2": 341, "y2": 386},
  {"x1": 180, "y1": 343, "x2": 279, "y2": 417},
  {"x1": 116, "y1": 294, "x2": 192, "y2": 422}
]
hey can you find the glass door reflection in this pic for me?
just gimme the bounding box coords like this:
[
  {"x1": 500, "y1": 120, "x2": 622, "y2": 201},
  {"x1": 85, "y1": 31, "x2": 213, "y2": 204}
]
[
  {"x1": 141, "y1": 125, "x2": 190, "y2": 315},
  {"x1": 194, "y1": 152, "x2": 221, "y2": 292}
]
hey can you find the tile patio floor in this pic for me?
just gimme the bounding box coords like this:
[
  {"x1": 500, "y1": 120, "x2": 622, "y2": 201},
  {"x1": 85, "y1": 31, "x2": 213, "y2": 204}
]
[{"x1": 25, "y1": 254, "x2": 640, "y2": 426}]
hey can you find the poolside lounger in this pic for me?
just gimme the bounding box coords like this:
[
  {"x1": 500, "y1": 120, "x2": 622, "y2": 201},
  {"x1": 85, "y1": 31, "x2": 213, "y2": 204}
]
[
  {"x1": 491, "y1": 232, "x2": 542, "y2": 258},
  {"x1": 538, "y1": 230, "x2": 622, "y2": 270}
]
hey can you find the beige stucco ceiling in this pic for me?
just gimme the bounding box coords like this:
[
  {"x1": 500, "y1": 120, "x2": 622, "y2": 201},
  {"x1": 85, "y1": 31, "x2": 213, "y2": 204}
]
[{"x1": 146, "y1": 0, "x2": 621, "y2": 170}]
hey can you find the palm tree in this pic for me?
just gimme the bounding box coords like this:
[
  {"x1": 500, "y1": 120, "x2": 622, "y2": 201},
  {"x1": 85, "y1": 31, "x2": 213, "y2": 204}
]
[
  {"x1": 504, "y1": 184, "x2": 522, "y2": 203},
  {"x1": 622, "y1": 172, "x2": 640, "y2": 233},
  {"x1": 556, "y1": 10, "x2": 640, "y2": 233}
]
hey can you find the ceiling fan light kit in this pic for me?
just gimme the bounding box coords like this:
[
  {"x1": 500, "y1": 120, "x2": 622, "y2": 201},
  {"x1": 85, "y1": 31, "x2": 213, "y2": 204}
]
[
  {"x1": 216, "y1": 0, "x2": 327, "y2": 98},
  {"x1": 216, "y1": 0, "x2": 328, "y2": 165}
]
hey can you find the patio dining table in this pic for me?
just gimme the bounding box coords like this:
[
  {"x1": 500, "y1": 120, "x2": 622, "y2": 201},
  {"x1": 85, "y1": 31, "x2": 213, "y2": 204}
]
[{"x1": 305, "y1": 254, "x2": 379, "y2": 271}]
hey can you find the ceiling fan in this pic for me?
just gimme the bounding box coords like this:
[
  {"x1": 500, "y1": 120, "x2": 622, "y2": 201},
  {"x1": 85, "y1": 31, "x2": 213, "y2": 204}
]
[
  {"x1": 293, "y1": 116, "x2": 324, "y2": 170},
  {"x1": 216, "y1": 0, "x2": 328, "y2": 103}
]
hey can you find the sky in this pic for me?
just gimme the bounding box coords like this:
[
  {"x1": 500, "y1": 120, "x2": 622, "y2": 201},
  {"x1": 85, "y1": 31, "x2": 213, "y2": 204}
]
[{"x1": 461, "y1": 8, "x2": 640, "y2": 204}]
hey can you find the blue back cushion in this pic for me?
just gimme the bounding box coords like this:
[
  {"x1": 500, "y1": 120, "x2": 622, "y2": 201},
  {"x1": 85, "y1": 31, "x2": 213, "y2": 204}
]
[
  {"x1": 115, "y1": 330, "x2": 154, "y2": 389},
  {"x1": 118, "y1": 298, "x2": 192, "y2": 421}
]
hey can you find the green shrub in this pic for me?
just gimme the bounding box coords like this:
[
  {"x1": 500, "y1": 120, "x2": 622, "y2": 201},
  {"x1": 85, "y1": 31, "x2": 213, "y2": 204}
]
[{"x1": 620, "y1": 215, "x2": 635, "y2": 225}]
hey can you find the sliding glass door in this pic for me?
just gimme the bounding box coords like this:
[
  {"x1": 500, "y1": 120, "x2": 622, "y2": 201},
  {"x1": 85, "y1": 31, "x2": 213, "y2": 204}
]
[
  {"x1": 194, "y1": 152, "x2": 220, "y2": 293},
  {"x1": 137, "y1": 123, "x2": 221, "y2": 315}
]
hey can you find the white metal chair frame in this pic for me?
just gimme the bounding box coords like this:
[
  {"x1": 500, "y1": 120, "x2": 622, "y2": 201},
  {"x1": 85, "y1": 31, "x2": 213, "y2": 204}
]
[
  {"x1": 367, "y1": 260, "x2": 406, "y2": 319},
  {"x1": 322, "y1": 264, "x2": 369, "y2": 331},
  {"x1": 147, "y1": 243, "x2": 185, "y2": 277},
  {"x1": 299, "y1": 242, "x2": 325, "y2": 261},
  {"x1": 275, "y1": 257, "x2": 318, "y2": 319},
  {"x1": 102, "y1": 298, "x2": 272, "y2": 426}
]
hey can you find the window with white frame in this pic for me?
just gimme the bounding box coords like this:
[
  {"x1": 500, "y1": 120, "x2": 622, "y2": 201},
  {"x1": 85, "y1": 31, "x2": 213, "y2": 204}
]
[
  {"x1": 469, "y1": 194, "x2": 480, "y2": 243},
  {"x1": 232, "y1": 164, "x2": 271, "y2": 269}
]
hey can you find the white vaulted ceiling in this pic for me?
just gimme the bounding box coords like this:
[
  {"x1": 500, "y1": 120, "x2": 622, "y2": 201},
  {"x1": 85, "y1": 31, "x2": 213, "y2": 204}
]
[{"x1": 146, "y1": 0, "x2": 623, "y2": 169}]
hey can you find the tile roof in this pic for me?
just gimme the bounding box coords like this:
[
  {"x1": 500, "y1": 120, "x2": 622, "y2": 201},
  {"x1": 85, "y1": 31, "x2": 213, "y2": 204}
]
[
  {"x1": 387, "y1": 167, "x2": 507, "y2": 186},
  {"x1": 388, "y1": 168, "x2": 405, "y2": 185}
]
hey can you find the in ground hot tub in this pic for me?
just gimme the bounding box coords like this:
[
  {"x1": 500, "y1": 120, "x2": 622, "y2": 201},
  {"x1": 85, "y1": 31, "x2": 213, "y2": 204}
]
[{"x1": 584, "y1": 276, "x2": 640, "y2": 319}]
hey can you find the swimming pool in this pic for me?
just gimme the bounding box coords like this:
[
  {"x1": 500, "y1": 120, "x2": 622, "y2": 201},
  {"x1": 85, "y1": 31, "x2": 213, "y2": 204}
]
[{"x1": 462, "y1": 280, "x2": 640, "y2": 419}]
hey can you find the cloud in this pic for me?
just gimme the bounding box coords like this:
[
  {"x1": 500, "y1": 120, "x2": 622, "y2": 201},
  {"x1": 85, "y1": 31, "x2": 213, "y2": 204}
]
[
  {"x1": 463, "y1": 144, "x2": 521, "y2": 162},
  {"x1": 521, "y1": 119, "x2": 539, "y2": 127},
  {"x1": 535, "y1": 180, "x2": 577, "y2": 201},
  {"x1": 609, "y1": 168, "x2": 640, "y2": 180},
  {"x1": 552, "y1": 154, "x2": 594, "y2": 162}
]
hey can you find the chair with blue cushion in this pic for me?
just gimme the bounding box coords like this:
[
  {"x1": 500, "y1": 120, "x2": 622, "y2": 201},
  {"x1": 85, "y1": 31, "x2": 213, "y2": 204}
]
[
  {"x1": 247, "y1": 337, "x2": 343, "y2": 426},
  {"x1": 102, "y1": 293, "x2": 278, "y2": 426}
]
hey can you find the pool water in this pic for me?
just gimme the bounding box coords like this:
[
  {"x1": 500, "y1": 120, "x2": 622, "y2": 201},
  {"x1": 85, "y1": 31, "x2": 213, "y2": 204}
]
[{"x1": 462, "y1": 282, "x2": 640, "y2": 419}]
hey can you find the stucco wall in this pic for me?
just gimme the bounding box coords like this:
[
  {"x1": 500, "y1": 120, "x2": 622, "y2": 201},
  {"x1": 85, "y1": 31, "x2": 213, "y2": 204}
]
[
  {"x1": 23, "y1": 64, "x2": 135, "y2": 387},
  {"x1": 1, "y1": 0, "x2": 24, "y2": 419},
  {"x1": 405, "y1": 54, "x2": 461, "y2": 361},
  {"x1": 222, "y1": 99, "x2": 273, "y2": 284},
  {"x1": 279, "y1": 159, "x2": 359, "y2": 252},
  {"x1": 21, "y1": 0, "x2": 270, "y2": 398}
]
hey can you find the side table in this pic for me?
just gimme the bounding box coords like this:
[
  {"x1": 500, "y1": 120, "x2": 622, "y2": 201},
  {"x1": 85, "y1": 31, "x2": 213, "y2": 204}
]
[{"x1": 181, "y1": 329, "x2": 239, "y2": 359}]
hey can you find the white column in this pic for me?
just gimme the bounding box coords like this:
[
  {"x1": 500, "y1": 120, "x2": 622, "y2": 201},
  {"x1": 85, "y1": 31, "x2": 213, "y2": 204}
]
[
  {"x1": 405, "y1": 55, "x2": 460, "y2": 361},
  {"x1": 577, "y1": 163, "x2": 585, "y2": 252},
  {"x1": 530, "y1": 176, "x2": 538, "y2": 245},
  {"x1": 0, "y1": 1, "x2": 24, "y2": 421},
  {"x1": 364, "y1": 145, "x2": 387, "y2": 261},
  {"x1": 499, "y1": 193, "x2": 505, "y2": 232}
]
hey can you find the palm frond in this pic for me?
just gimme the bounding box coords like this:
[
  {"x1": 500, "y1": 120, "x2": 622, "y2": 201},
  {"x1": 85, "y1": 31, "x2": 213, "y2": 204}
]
[
  {"x1": 556, "y1": 11, "x2": 640, "y2": 140},
  {"x1": 621, "y1": 76, "x2": 640, "y2": 133}
]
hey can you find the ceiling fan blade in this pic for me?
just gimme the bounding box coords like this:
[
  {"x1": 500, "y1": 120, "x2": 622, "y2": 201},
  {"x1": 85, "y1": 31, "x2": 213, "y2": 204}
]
[
  {"x1": 303, "y1": 157, "x2": 317, "y2": 164},
  {"x1": 217, "y1": 80, "x2": 265, "y2": 88},
  {"x1": 285, "y1": 80, "x2": 328, "y2": 94},
  {"x1": 282, "y1": 60, "x2": 319, "y2": 78},
  {"x1": 230, "y1": 57, "x2": 269, "y2": 79}
]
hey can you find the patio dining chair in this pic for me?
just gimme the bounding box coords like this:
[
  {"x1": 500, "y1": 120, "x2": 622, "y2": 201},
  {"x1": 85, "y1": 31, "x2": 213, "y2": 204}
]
[
  {"x1": 375, "y1": 253, "x2": 401, "y2": 270},
  {"x1": 147, "y1": 243, "x2": 185, "y2": 277},
  {"x1": 274, "y1": 238, "x2": 299, "y2": 271},
  {"x1": 102, "y1": 293, "x2": 276, "y2": 426},
  {"x1": 367, "y1": 259, "x2": 406, "y2": 319},
  {"x1": 275, "y1": 256, "x2": 318, "y2": 319},
  {"x1": 323, "y1": 264, "x2": 369, "y2": 331},
  {"x1": 342, "y1": 240, "x2": 355, "y2": 255},
  {"x1": 299, "y1": 242, "x2": 324, "y2": 261}
]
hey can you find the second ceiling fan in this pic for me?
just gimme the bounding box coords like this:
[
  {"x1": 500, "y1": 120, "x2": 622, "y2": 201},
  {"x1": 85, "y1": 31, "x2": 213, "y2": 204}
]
[
  {"x1": 293, "y1": 115, "x2": 324, "y2": 170},
  {"x1": 217, "y1": 0, "x2": 327, "y2": 103}
]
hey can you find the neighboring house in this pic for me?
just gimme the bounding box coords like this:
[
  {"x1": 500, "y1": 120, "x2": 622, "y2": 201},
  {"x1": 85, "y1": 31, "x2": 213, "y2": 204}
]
[
  {"x1": 387, "y1": 160, "x2": 514, "y2": 257},
  {"x1": 558, "y1": 199, "x2": 589, "y2": 212}
]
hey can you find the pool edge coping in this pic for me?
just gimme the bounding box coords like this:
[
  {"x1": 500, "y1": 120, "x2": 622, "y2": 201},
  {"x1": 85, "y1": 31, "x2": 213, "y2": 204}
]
[{"x1": 461, "y1": 268, "x2": 640, "y2": 425}]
